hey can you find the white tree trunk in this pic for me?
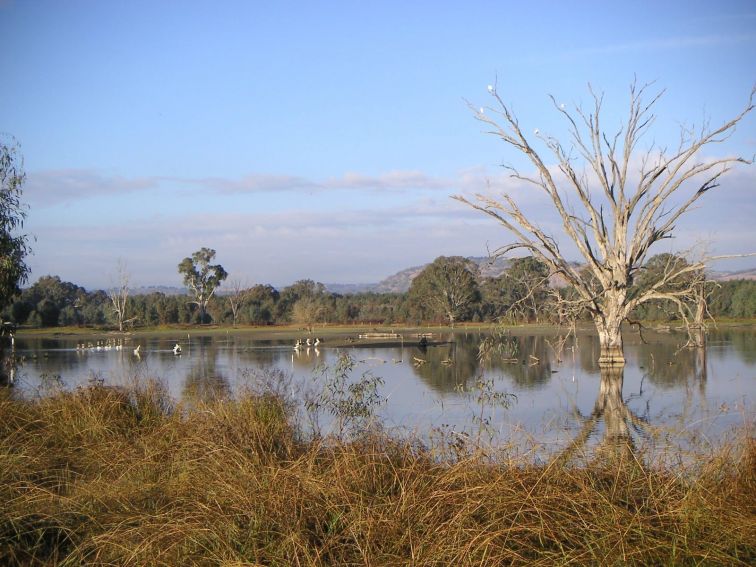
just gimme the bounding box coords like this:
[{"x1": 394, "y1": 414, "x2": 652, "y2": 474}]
[{"x1": 594, "y1": 290, "x2": 626, "y2": 365}]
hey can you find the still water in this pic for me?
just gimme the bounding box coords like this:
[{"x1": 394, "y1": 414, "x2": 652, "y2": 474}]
[{"x1": 6, "y1": 327, "x2": 755, "y2": 457}]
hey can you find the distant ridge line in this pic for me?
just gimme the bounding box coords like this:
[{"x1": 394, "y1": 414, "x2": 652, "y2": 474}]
[{"x1": 120, "y1": 262, "x2": 756, "y2": 296}]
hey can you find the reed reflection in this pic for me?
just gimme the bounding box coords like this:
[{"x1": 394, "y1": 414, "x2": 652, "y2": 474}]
[
  {"x1": 629, "y1": 330, "x2": 709, "y2": 392},
  {"x1": 409, "y1": 339, "x2": 480, "y2": 392}
]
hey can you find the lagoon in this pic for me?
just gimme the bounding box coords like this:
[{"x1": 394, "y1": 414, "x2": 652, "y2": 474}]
[{"x1": 6, "y1": 326, "x2": 754, "y2": 457}]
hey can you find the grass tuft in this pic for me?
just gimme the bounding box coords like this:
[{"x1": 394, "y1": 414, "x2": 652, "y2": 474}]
[{"x1": 1, "y1": 381, "x2": 754, "y2": 565}]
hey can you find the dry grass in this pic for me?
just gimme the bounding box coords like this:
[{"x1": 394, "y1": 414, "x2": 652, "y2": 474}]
[{"x1": 1, "y1": 380, "x2": 754, "y2": 566}]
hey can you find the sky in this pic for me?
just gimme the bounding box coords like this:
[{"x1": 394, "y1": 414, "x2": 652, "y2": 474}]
[{"x1": 1, "y1": 0, "x2": 754, "y2": 290}]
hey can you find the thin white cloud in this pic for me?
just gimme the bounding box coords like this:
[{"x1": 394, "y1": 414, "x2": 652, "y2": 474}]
[
  {"x1": 24, "y1": 167, "x2": 483, "y2": 205},
  {"x1": 183, "y1": 170, "x2": 455, "y2": 194},
  {"x1": 22, "y1": 159, "x2": 755, "y2": 287},
  {"x1": 183, "y1": 174, "x2": 317, "y2": 194},
  {"x1": 26, "y1": 198, "x2": 498, "y2": 288},
  {"x1": 25, "y1": 169, "x2": 160, "y2": 206},
  {"x1": 326, "y1": 170, "x2": 451, "y2": 191},
  {"x1": 508, "y1": 32, "x2": 755, "y2": 67},
  {"x1": 564, "y1": 33, "x2": 755, "y2": 58}
]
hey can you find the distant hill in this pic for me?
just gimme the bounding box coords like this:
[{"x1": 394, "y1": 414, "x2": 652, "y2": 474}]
[
  {"x1": 327, "y1": 260, "x2": 756, "y2": 295},
  {"x1": 323, "y1": 283, "x2": 380, "y2": 294},
  {"x1": 122, "y1": 264, "x2": 755, "y2": 297},
  {"x1": 129, "y1": 285, "x2": 186, "y2": 296},
  {"x1": 371, "y1": 256, "x2": 512, "y2": 293},
  {"x1": 709, "y1": 268, "x2": 756, "y2": 281}
]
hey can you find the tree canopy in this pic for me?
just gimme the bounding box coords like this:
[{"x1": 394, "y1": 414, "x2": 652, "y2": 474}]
[
  {"x1": 408, "y1": 256, "x2": 480, "y2": 326},
  {"x1": 178, "y1": 248, "x2": 228, "y2": 323},
  {"x1": 0, "y1": 138, "x2": 31, "y2": 311}
]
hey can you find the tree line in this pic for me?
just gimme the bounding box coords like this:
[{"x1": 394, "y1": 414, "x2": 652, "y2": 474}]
[{"x1": 2, "y1": 254, "x2": 754, "y2": 329}]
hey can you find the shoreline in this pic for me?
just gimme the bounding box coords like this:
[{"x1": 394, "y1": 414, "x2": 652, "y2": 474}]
[{"x1": 11, "y1": 319, "x2": 756, "y2": 341}]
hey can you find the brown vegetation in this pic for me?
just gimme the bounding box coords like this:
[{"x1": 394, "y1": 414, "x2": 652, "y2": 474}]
[{"x1": 1, "y1": 380, "x2": 754, "y2": 565}]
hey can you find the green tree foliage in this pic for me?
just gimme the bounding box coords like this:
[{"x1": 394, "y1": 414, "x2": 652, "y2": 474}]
[
  {"x1": 710, "y1": 280, "x2": 756, "y2": 319},
  {"x1": 178, "y1": 248, "x2": 228, "y2": 324},
  {"x1": 482, "y1": 257, "x2": 549, "y2": 322},
  {"x1": 630, "y1": 253, "x2": 703, "y2": 321},
  {"x1": 12, "y1": 276, "x2": 88, "y2": 327},
  {"x1": 408, "y1": 256, "x2": 481, "y2": 326},
  {"x1": 3, "y1": 268, "x2": 753, "y2": 330},
  {"x1": 0, "y1": 138, "x2": 31, "y2": 310},
  {"x1": 276, "y1": 279, "x2": 328, "y2": 323},
  {"x1": 246, "y1": 284, "x2": 279, "y2": 325}
]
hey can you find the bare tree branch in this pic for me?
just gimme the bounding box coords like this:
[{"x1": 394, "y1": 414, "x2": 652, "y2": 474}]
[{"x1": 457, "y1": 81, "x2": 754, "y2": 365}]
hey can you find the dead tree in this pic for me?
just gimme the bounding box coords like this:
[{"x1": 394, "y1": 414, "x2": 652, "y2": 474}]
[
  {"x1": 455, "y1": 81, "x2": 754, "y2": 365},
  {"x1": 226, "y1": 277, "x2": 250, "y2": 327},
  {"x1": 108, "y1": 259, "x2": 130, "y2": 332}
]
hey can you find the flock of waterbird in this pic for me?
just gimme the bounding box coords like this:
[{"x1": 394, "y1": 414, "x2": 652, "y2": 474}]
[
  {"x1": 294, "y1": 337, "x2": 321, "y2": 350},
  {"x1": 71, "y1": 336, "x2": 333, "y2": 362},
  {"x1": 74, "y1": 337, "x2": 328, "y2": 359},
  {"x1": 74, "y1": 337, "x2": 325, "y2": 358},
  {"x1": 292, "y1": 337, "x2": 323, "y2": 358},
  {"x1": 76, "y1": 339, "x2": 182, "y2": 358}
]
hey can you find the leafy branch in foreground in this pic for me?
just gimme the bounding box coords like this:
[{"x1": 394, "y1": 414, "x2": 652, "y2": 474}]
[{"x1": 305, "y1": 352, "x2": 386, "y2": 439}]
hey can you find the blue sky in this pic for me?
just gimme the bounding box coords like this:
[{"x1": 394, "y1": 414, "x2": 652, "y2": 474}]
[{"x1": 1, "y1": 0, "x2": 754, "y2": 289}]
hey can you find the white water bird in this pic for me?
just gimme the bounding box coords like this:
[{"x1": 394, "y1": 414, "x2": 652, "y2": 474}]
[
  {"x1": 133, "y1": 345, "x2": 141, "y2": 356},
  {"x1": 173, "y1": 343, "x2": 182, "y2": 355}
]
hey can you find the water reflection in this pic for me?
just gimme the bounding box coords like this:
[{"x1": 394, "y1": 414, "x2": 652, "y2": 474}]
[
  {"x1": 2, "y1": 328, "x2": 753, "y2": 459},
  {"x1": 556, "y1": 367, "x2": 642, "y2": 464},
  {"x1": 182, "y1": 336, "x2": 231, "y2": 404},
  {"x1": 409, "y1": 338, "x2": 477, "y2": 392}
]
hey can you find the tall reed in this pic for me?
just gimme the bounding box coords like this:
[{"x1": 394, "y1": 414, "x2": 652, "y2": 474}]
[{"x1": 1, "y1": 377, "x2": 753, "y2": 565}]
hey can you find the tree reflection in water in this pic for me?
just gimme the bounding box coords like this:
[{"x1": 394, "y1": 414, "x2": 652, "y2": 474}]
[
  {"x1": 182, "y1": 336, "x2": 231, "y2": 404},
  {"x1": 555, "y1": 366, "x2": 648, "y2": 465},
  {"x1": 410, "y1": 333, "x2": 557, "y2": 394}
]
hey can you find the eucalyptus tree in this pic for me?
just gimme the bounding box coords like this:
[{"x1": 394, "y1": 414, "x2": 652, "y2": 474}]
[
  {"x1": 409, "y1": 256, "x2": 480, "y2": 326},
  {"x1": 178, "y1": 248, "x2": 228, "y2": 323},
  {"x1": 456, "y1": 82, "x2": 754, "y2": 365},
  {"x1": 495, "y1": 256, "x2": 550, "y2": 322},
  {"x1": 0, "y1": 138, "x2": 31, "y2": 311},
  {"x1": 276, "y1": 279, "x2": 327, "y2": 323}
]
